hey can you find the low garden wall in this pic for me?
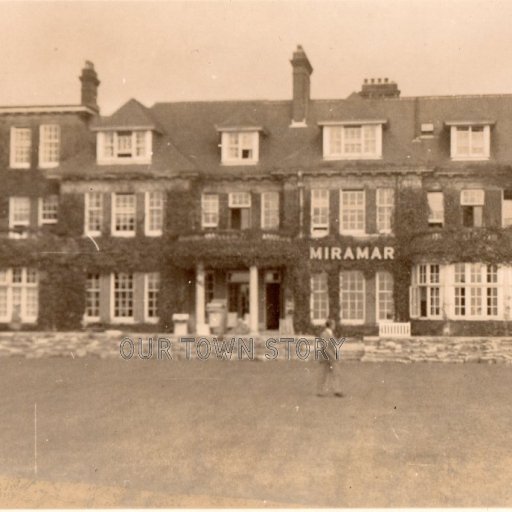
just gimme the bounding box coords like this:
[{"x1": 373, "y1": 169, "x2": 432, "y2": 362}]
[{"x1": 1, "y1": 331, "x2": 512, "y2": 364}]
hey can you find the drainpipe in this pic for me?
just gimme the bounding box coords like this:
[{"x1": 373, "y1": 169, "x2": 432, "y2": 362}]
[{"x1": 297, "y1": 170, "x2": 304, "y2": 238}]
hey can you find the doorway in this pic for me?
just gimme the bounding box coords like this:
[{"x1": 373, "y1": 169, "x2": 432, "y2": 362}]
[{"x1": 265, "y1": 282, "x2": 280, "y2": 330}]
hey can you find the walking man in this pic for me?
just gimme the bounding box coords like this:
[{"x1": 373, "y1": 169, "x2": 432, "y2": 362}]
[{"x1": 317, "y1": 319, "x2": 344, "y2": 397}]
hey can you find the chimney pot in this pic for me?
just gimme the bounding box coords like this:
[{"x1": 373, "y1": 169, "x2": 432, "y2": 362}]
[
  {"x1": 290, "y1": 45, "x2": 313, "y2": 124},
  {"x1": 80, "y1": 60, "x2": 100, "y2": 112}
]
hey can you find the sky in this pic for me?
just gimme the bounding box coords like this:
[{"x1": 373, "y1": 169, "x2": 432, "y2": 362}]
[{"x1": 1, "y1": 0, "x2": 512, "y2": 114}]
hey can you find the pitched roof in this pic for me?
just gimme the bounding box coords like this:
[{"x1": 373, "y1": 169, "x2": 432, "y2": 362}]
[
  {"x1": 66, "y1": 91, "x2": 512, "y2": 179},
  {"x1": 91, "y1": 98, "x2": 163, "y2": 132}
]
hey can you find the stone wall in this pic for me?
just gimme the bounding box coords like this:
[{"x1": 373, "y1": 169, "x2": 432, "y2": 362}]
[{"x1": 1, "y1": 331, "x2": 512, "y2": 364}]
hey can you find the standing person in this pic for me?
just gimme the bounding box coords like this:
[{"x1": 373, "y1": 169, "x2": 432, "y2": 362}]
[{"x1": 317, "y1": 319, "x2": 344, "y2": 397}]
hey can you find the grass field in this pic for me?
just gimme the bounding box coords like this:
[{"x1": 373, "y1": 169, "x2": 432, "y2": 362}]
[{"x1": 1, "y1": 357, "x2": 512, "y2": 507}]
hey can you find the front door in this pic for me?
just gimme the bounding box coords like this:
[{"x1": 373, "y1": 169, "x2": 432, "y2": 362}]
[{"x1": 265, "y1": 283, "x2": 280, "y2": 330}]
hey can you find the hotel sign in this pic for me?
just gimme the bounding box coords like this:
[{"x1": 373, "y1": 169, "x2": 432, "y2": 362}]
[{"x1": 310, "y1": 246, "x2": 394, "y2": 260}]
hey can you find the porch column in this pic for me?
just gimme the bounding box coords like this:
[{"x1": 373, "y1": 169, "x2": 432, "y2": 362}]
[
  {"x1": 195, "y1": 263, "x2": 205, "y2": 330},
  {"x1": 249, "y1": 265, "x2": 259, "y2": 333}
]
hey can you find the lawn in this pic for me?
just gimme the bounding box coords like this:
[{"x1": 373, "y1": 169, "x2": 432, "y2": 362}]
[{"x1": 0, "y1": 357, "x2": 511, "y2": 507}]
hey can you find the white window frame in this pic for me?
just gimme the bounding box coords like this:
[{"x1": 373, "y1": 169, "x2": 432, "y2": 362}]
[
  {"x1": 503, "y1": 189, "x2": 512, "y2": 228},
  {"x1": 10, "y1": 127, "x2": 32, "y2": 169},
  {"x1": 201, "y1": 193, "x2": 219, "y2": 228},
  {"x1": 9, "y1": 197, "x2": 30, "y2": 239},
  {"x1": 339, "y1": 190, "x2": 365, "y2": 235},
  {"x1": 450, "y1": 125, "x2": 490, "y2": 161},
  {"x1": 427, "y1": 191, "x2": 444, "y2": 227},
  {"x1": 97, "y1": 130, "x2": 152, "y2": 165},
  {"x1": 376, "y1": 271, "x2": 394, "y2": 322},
  {"x1": 410, "y1": 264, "x2": 442, "y2": 319},
  {"x1": 144, "y1": 191, "x2": 164, "y2": 236},
  {"x1": 39, "y1": 124, "x2": 60, "y2": 168},
  {"x1": 221, "y1": 131, "x2": 259, "y2": 165},
  {"x1": 38, "y1": 196, "x2": 59, "y2": 225},
  {"x1": 228, "y1": 192, "x2": 251, "y2": 208},
  {"x1": 0, "y1": 268, "x2": 39, "y2": 323},
  {"x1": 84, "y1": 272, "x2": 101, "y2": 323},
  {"x1": 111, "y1": 272, "x2": 135, "y2": 323},
  {"x1": 111, "y1": 193, "x2": 136, "y2": 237},
  {"x1": 261, "y1": 191, "x2": 280, "y2": 230},
  {"x1": 376, "y1": 188, "x2": 394, "y2": 234},
  {"x1": 84, "y1": 192, "x2": 103, "y2": 237},
  {"x1": 452, "y1": 263, "x2": 500, "y2": 320},
  {"x1": 145, "y1": 272, "x2": 160, "y2": 323},
  {"x1": 311, "y1": 189, "x2": 329, "y2": 238},
  {"x1": 310, "y1": 272, "x2": 329, "y2": 326},
  {"x1": 323, "y1": 124, "x2": 382, "y2": 160},
  {"x1": 461, "y1": 189, "x2": 484, "y2": 228},
  {"x1": 339, "y1": 271, "x2": 365, "y2": 325}
]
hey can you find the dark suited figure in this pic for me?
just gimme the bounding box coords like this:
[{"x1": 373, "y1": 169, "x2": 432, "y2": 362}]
[{"x1": 317, "y1": 319, "x2": 344, "y2": 397}]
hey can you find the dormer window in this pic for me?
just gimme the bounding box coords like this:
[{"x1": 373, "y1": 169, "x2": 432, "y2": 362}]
[
  {"x1": 97, "y1": 130, "x2": 152, "y2": 164},
  {"x1": 448, "y1": 122, "x2": 491, "y2": 160},
  {"x1": 221, "y1": 131, "x2": 259, "y2": 165},
  {"x1": 320, "y1": 121, "x2": 384, "y2": 160}
]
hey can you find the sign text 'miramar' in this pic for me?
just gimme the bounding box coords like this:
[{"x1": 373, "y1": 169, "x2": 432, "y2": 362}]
[{"x1": 310, "y1": 246, "x2": 394, "y2": 261}]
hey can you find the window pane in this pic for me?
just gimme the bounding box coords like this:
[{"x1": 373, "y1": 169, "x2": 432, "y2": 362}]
[
  {"x1": 340, "y1": 271, "x2": 365, "y2": 321},
  {"x1": 311, "y1": 273, "x2": 328, "y2": 322}
]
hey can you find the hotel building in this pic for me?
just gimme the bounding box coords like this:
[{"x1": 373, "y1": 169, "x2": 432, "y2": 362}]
[{"x1": 2, "y1": 47, "x2": 512, "y2": 336}]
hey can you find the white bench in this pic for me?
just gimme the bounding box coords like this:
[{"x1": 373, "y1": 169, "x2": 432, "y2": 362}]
[{"x1": 379, "y1": 322, "x2": 411, "y2": 338}]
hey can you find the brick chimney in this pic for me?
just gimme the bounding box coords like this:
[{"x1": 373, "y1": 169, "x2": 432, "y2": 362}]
[
  {"x1": 80, "y1": 61, "x2": 100, "y2": 111},
  {"x1": 360, "y1": 78, "x2": 400, "y2": 99},
  {"x1": 290, "y1": 45, "x2": 313, "y2": 125}
]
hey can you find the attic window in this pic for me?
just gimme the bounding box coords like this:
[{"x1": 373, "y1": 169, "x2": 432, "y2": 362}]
[
  {"x1": 221, "y1": 131, "x2": 259, "y2": 165},
  {"x1": 97, "y1": 130, "x2": 152, "y2": 164},
  {"x1": 448, "y1": 124, "x2": 491, "y2": 161},
  {"x1": 321, "y1": 123, "x2": 383, "y2": 160}
]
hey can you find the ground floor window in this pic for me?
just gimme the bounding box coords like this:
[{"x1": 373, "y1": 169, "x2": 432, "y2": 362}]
[
  {"x1": 376, "y1": 271, "x2": 394, "y2": 321},
  {"x1": 85, "y1": 273, "x2": 101, "y2": 321},
  {"x1": 145, "y1": 273, "x2": 160, "y2": 322},
  {"x1": 339, "y1": 271, "x2": 365, "y2": 324},
  {"x1": 83, "y1": 272, "x2": 160, "y2": 324},
  {"x1": 411, "y1": 263, "x2": 501, "y2": 320},
  {"x1": 0, "y1": 268, "x2": 38, "y2": 323},
  {"x1": 310, "y1": 272, "x2": 328, "y2": 325}
]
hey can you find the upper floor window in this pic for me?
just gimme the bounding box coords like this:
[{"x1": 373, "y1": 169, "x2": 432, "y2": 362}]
[
  {"x1": 261, "y1": 192, "x2": 280, "y2": 230},
  {"x1": 39, "y1": 195, "x2": 59, "y2": 225},
  {"x1": 228, "y1": 192, "x2": 251, "y2": 230},
  {"x1": 322, "y1": 123, "x2": 382, "y2": 160},
  {"x1": 450, "y1": 124, "x2": 490, "y2": 160},
  {"x1": 39, "y1": 125, "x2": 60, "y2": 168},
  {"x1": 201, "y1": 194, "x2": 219, "y2": 228},
  {"x1": 461, "y1": 189, "x2": 484, "y2": 227},
  {"x1": 97, "y1": 130, "x2": 152, "y2": 164},
  {"x1": 10, "y1": 127, "x2": 31, "y2": 169},
  {"x1": 340, "y1": 190, "x2": 365, "y2": 235},
  {"x1": 85, "y1": 192, "x2": 103, "y2": 237},
  {"x1": 145, "y1": 191, "x2": 164, "y2": 236},
  {"x1": 376, "y1": 188, "x2": 394, "y2": 234},
  {"x1": 9, "y1": 197, "x2": 30, "y2": 239},
  {"x1": 221, "y1": 131, "x2": 259, "y2": 165},
  {"x1": 427, "y1": 191, "x2": 444, "y2": 228},
  {"x1": 112, "y1": 193, "x2": 136, "y2": 237},
  {"x1": 503, "y1": 190, "x2": 512, "y2": 228},
  {"x1": 311, "y1": 189, "x2": 329, "y2": 238}
]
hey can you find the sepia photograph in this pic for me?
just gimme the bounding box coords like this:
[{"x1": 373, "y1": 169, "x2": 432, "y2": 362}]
[{"x1": 1, "y1": 0, "x2": 512, "y2": 508}]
